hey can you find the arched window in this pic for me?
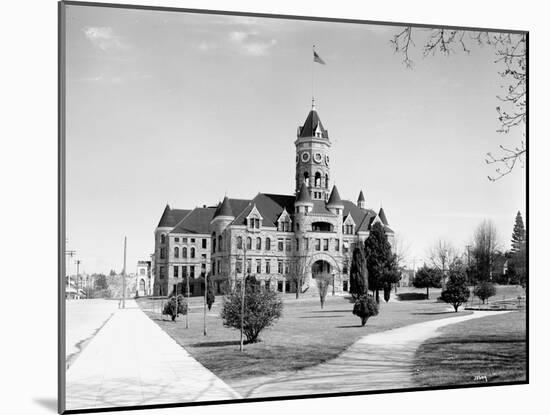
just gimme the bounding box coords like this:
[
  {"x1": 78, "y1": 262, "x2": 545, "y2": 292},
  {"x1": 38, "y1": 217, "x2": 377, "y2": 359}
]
[
  {"x1": 304, "y1": 171, "x2": 309, "y2": 186},
  {"x1": 212, "y1": 233, "x2": 216, "y2": 253},
  {"x1": 218, "y1": 235, "x2": 222, "y2": 251},
  {"x1": 266, "y1": 238, "x2": 271, "y2": 250},
  {"x1": 160, "y1": 234, "x2": 166, "y2": 244},
  {"x1": 246, "y1": 237, "x2": 252, "y2": 250},
  {"x1": 182, "y1": 247, "x2": 187, "y2": 258},
  {"x1": 174, "y1": 247, "x2": 179, "y2": 258},
  {"x1": 237, "y1": 236, "x2": 243, "y2": 249},
  {"x1": 325, "y1": 174, "x2": 329, "y2": 188},
  {"x1": 190, "y1": 247, "x2": 195, "y2": 259},
  {"x1": 256, "y1": 237, "x2": 262, "y2": 250},
  {"x1": 314, "y1": 172, "x2": 321, "y2": 187}
]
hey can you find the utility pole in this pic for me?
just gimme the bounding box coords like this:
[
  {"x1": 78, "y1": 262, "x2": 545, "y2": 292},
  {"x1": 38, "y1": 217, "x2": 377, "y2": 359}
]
[
  {"x1": 186, "y1": 269, "x2": 190, "y2": 329},
  {"x1": 122, "y1": 236, "x2": 127, "y2": 309},
  {"x1": 203, "y1": 262, "x2": 208, "y2": 336},
  {"x1": 240, "y1": 242, "x2": 247, "y2": 352},
  {"x1": 75, "y1": 260, "x2": 81, "y2": 299},
  {"x1": 66, "y1": 250, "x2": 76, "y2": 299}
]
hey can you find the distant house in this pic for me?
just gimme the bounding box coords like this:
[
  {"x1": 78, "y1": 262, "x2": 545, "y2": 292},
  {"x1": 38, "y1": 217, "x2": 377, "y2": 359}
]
[{"x1": 399, "y1": 269, "x2": 415, "y2": 287}]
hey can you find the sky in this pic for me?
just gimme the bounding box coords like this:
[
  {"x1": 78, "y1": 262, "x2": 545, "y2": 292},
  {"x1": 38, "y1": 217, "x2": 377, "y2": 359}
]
[{"x1": 64, "y1": 4, "x2": 526, "y2": 275}]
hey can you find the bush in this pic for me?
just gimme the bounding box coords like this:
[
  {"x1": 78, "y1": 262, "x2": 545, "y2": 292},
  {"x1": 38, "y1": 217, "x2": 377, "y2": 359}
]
[
  {"x1": 440, "y1": 271, "x2": 470, "y2": 312},
  {"x1": 221, "y1": 284, "x2": 283, "y2": 343},
  {"x1": 474, "y1": 281, "x2": 497, "y2": 304},
  {"x1": 162, "y1": 294, "x2": 188, "y2": 321},
  {"x1": 353, "y1": 294, "x2": 379, "y2": 326},
  {"x1": 383, "y1": 283, "x2": 391, "y2": 302}
]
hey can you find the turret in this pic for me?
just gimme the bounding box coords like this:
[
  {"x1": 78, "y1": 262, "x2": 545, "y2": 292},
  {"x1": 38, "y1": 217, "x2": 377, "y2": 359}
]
[
  {"x1": 210, "y1": 196, "x2": 235, "y2": 233},
  {"x1": 357, "y1": 190, "x2": 367, "y2": 210},
  {"x1": 295, "y1": 182, "x2": 314, "y2": 214},
  {"x1": 327, "y1": 185, "x2": 344, "y2": 215}
]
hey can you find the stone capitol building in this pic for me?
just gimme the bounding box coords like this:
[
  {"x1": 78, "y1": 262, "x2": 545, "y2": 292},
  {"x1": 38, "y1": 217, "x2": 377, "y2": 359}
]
[{"x1": 152, "y1": 101, "x2": 393, "y2": 296}]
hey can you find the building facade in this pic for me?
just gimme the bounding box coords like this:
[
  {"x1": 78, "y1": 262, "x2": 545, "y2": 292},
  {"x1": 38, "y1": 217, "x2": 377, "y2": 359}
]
[{"x1": 153, "y1": 103, "x2": 393, "y2": 296}]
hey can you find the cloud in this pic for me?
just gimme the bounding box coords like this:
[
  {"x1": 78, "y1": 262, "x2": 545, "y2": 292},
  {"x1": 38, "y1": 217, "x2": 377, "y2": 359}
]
[
  {"x1": 228, "y1": 31, "x2": 277, "y2": 56},
  {"x1": 83, "y1": 26, "x2": 127, "y2": 51}
]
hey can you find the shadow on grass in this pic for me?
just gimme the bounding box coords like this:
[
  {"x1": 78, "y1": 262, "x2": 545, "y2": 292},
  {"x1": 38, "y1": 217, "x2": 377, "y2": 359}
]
[
  {"x1": 188, "y1": 340, "x2": 248, "y2": 348},
  {"x1": 412, "y1": 311, "x2": 455, "y2": 315},
  {"x1": 309, "y1": 309, "x2": 352, "y2": 313},
  {"x1": 397, "y1": 293, "x2": 429, "y2": 301},
  {"x1": 299, "y1": 315, "x2": 342, "y2": 319},
  {"x1": 335, "y1": 325, "x2": 364, "y2": 329}
]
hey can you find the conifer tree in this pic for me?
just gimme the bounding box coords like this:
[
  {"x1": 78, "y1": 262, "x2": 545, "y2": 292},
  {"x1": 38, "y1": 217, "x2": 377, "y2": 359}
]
[
  {"x1": 511, "y1": 211, "x2": 526, "y2": 254},
  {"x1": 364, "y1": 222, "x2": 395, "y2": 303}
]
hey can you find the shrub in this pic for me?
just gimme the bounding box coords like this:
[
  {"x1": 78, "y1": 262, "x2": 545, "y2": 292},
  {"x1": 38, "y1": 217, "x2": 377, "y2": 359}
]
[
  {"x1": 353, "y1": 294, "x2": 379, "y2": 326},
  {"x1": 221, "y1": 284, "x2": 283, "y2": 343},
  {"x1": 162, "y1": 294, "x2": 188, "y2": 321},
  {"x1": 440, "y1": 271, "x2": 470, "y2": 312},
  {"x1": 474, "y1": 281, "x2": 497, "y2": 304},
  {"x1": 383, "y1": 283, "x2": 391, "y2": 302},
  {"x1": 206, "y1": 274, "x2": 215, "y2": 310}
]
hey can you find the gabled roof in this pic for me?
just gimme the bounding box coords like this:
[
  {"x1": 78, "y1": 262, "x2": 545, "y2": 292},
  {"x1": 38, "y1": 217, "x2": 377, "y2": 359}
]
[
  {"x1": 297, "y1": 109, "x2": 329, "y2": 139},
  {"x1": 295, "y1": 182, "x2": 313, "y2": 204},
  {"x1": 378, "y1": 207, "x2": 389, "y2": 226},
  {"x1": 214, "y1": 196, "x2": 234, "y2": 218},
  {"x1": 157, "y1": 204, "x2": 192, "y2": 228},
  {"x1": 170, "y1": 207, "x2": 216, "y2": 234},
  {"x1": 233, "y1": 193, "x2": 296, "y2": 227},
  {"x1": 342, "y1": 200, "x2": 377, "y2": 233},
  {"x1": 327, "y1": 185, "x2": 343, "y2": 206}
]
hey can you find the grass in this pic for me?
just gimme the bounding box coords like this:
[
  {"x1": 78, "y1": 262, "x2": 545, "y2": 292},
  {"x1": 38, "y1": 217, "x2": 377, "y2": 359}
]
[
  {"x1": 137, "y1": 293, "x2": 470, "y2": 382},
  {"x1": 412, "y1": 310, "x2": 526, "y2": 387}
]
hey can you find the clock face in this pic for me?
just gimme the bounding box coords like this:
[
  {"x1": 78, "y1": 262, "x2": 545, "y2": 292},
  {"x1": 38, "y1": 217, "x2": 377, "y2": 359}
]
[
  {"x1": 314, "y1": 152, "x2": 323, "y2": 164},
  {"x1": 325, "y1": 155, "x2": 330, "y2": 165},
  {"x1": 301, "y1": 152, "x2": 310, "y2": 163}
]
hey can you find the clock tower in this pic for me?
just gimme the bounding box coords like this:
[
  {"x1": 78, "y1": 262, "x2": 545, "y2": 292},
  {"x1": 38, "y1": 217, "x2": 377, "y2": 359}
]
[{"x1": 295, "y1": 99, "x2": 332, "y2": 201}]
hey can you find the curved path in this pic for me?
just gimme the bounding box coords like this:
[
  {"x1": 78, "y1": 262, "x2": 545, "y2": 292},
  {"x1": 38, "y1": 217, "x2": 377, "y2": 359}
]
[{"x1": 232, "y1": 310, "x2": 509, "y2": 398}]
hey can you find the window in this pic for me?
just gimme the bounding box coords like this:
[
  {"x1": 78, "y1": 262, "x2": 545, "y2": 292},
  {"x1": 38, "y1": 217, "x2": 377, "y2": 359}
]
[
  {"x1": 325, "y1": 174, "x2": 329, "y2": 188},
  {"x1": 160, "y1": 234, "x2": 166, "y2": 244},
  {"x1": 343, "y1": 281, "x2": 348, "y2": 291},
  {"x1": 191, "y1": 238, "x2": 195, "y2": 243},
  {"x1": 182, "y1": 238, "x2": 188, "y2": 243},
  {"x1": 256, "y1": 260, "x2": 262, "y2": 274},
  {"x1": 140, "y1": 268, "x2": 146, "y2": 275},
  {"x1": 182, "y1": 247, "x2": 187, "y2": 258},
  {"x1": 285, "y1": 238, "x2": 291, "y2": 252},
  {"x1": 174, "y1": 247, "x2": 179, "y2": 258},
  {"x1": 335, "y1": 239, "x2": 340, "y2": 251},
  {"x1": 190, "y1": 247, "x2": 195, "y2": 258},
  {"x1": 218, "y1": 235, "x2": 222, "y2": 251},
  {"x1": 266, "y1": 261, "x2": 271, "y2": 274},
  {"x1": 265, "y1": 279, "x2": 270, "y2": 291},
  {"x1": 190, "y1": 266, "x2": 195, "y2": 278},
  {"x1": 344, "y1": 224, "x2": 354, "y2": 234},
  {"x1": 202, "y1": 238, "x2": 207, "y2": 249},
  {"x1": 315, "y1": 172, "x2": 321, "y2": 187},
  {"x1": 304, "y1": 172, "x2": 309, "y2": 186},
  {"x1": 284, "y1": 262, "x2": 289, "y2": 274},
  {"x1": 343, "y1": 264, "x2": 348, "y2": 275},
  {"x1": 173, "y1": 266, "x2": 179, "y2": 278},
  {"x1": 217, "y1": 260, "x2": 221, "y2": 275},
  {"x1": 266, "y1": 238, "x2": 271, "y2": 250},
  {"x1": 278, "y1": 261, "x2": 283, "y2": 274},
  {"x1": 278, "y1": 239, "x2": 284, "y2": 251},
  {"x1": 160, "y1": 247, "x2": 166, "y2": 259},
  {"x1": 236, "y1": 261, "x2": 242, "y2": 274},
  {"x1": 212, "y1": 237, "x2": 216, "y2": 253},
  {"x1": 278, "y1": 281, "x2": 284, "y2": 292},
  {"x1": 159, "y1": 266, "x2": 165, "y2": 279},
  {"x1": 304, "y1": 237, "x2": 309, "y2": 251},
  {"x1": 296, "y1": 238, "x2": 300, "y2": 251},
  {"x1": 246, "y1": 237, "x2": 252, "y2": 250},
  {"x1": 343, "y1": 241, "x2": 349, "y2": 254},
  {"x1": 315, "y1": 239, "x2": 321, "y2": 251},
  {"x1": 246, "y1": 259, "x2": 251, "y2": 274},
  {"x1": 256, "y1": 237, "x2": 262, "y2": 250},
  {"x1": 182, "y1": 266, "x2": 187, "y2": 279},
  {"x1": 237, "y1": 236, "x2": 243, "y2": 249},
  {"x1": 175, "y1": 237, "x2": 179, "y2": 243},
  {"x1": 323, "y1": 239, "x2": 329, "y2": 251}
]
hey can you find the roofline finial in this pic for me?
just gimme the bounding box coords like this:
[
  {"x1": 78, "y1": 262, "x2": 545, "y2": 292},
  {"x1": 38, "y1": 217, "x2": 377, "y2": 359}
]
[{"x1": 311, "y1": 96, "x2": 316, "y2": 110}]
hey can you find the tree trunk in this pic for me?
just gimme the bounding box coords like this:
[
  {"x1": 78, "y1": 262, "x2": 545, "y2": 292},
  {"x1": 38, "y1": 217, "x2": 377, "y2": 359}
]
[
  {"x1": 426, "y1": 287, "x2": 429, "y2": 299},
  {"x1": 453, "y1": 304, "x2": 459, "y2": 312},
  {"x1": 375, "y1": 289, "x2": 380, "y2": 303},
  {"x1": 361, "y1": 316, "x2": 367, "y2": 326}
]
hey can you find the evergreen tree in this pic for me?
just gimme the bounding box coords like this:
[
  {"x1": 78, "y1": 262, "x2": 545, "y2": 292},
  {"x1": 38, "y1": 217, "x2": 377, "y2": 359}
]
[
  {"x1": 412, "y1": 265, "x2": 442, "y2": 299},
  {"x1": 349, "y1": 247, "x2": 368, "y2": 300},
  {"x1": 511, "y1": 211, "x2": 526, "y2": 254},
  {"x1": 440, "y1": 270, "x2": 470, "y2": 312},
  {"x1": 365, "y1": 222, "x2": 393, "y2": 303}
]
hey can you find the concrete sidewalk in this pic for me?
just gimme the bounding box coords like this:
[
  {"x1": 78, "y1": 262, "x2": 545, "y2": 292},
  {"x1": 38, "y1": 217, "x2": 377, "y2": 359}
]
[
  {"x1": 66, "y1": 300, "x2": 241, "y2": 411},
  {"x1": 232, "y1": 310, "x2": 509, "y2": 398}
]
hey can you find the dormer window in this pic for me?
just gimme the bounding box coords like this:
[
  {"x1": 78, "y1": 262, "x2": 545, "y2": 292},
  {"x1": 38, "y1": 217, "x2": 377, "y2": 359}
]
[
  {"x1": 343, "y1": 215, "x2": 356, "y2": 235},
  {"x1": 246, "y1": 205, "x2": 263, "y2": 230},
  {"x1": 277, "y1": 208, "x2": 292, "y2": 232}
]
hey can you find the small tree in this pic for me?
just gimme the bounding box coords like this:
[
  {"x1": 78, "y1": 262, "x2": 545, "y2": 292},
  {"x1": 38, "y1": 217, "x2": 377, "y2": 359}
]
[
  {"x1": 162, "y1": 294, "x2": 188, "y2": 321},
  {"x1": 365, "y1": 222, "x2": 394, "y2": 303},
  {"x1": 379, "y1": 255, "x2": 401, "y2": 303},
  {"x1": 315, "y1": 273, "x2": 331, "y2": 309},
  {"x1": 350, "y1": 247, "x2": 368, "y2": 300},
  {"x1": 221, "y1": 284, "x2": 283, "y2": 343},
  {"x1": 474, "y1": 281, "x2": 497, "y2": 304},
  {"x1": 353, "y1": 295, "x2": 379, "y2": 326},
  {"x1": 206, "y1": 273, "x2": 215, "y2": 311},
  {"x1": 413, "y1": 265, "x2": 442, "y2": 299},
  {"x1": 440, "y1": 271, "x2": 470, "y2": 312}
]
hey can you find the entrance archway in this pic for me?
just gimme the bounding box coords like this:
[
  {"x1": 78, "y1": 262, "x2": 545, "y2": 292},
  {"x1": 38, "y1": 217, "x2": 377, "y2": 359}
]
[{"x1": 312, "y1": 260, "x2": 332, "y2": 277}]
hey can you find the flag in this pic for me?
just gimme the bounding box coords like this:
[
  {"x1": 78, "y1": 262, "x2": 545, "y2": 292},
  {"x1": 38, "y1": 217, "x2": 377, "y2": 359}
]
[{"x1": 313, "y1": 50, "x2": 326, "y2": 65}]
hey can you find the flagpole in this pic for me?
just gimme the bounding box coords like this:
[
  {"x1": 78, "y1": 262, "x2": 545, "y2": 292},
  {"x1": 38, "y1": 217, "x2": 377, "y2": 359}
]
[{"x1": 312, "y1": 44, "x2": 315, "y2": 106}]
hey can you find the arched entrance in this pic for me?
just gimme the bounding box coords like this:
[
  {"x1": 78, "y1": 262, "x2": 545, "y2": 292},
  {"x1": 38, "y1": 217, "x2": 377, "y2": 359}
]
[{"x1": 312, "y1": 260, "x2": 332, "y2": 277}]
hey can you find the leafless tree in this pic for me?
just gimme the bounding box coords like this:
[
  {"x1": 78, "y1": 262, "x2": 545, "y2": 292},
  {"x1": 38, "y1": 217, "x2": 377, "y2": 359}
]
[
  {"x1": 471, "y1": 219, "x2": 501, "y2": 281},
  {"x1": 287, "y1": 241, "x2": 312, "y2": 299},
  {"x1": 391, "y1": 28, "x2": 526, "y2": 181},
  {"x1": 427, "y1": 239, "x2": 462, "y2": 273},
  {"x1": 392, "y1": 233, "x2": 410, "y2": 271}
]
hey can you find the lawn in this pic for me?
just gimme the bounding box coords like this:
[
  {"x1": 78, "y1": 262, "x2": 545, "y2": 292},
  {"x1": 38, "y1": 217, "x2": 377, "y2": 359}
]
[
  {"x1": 396, "y1": 284, "x2": 525, "y2": 305},
  {"x1": 137, "y1": 294, "x2": 470, "y2": 382},
  {"x1": 412, "y1": 310, "x2": 527, "y2": 387}
]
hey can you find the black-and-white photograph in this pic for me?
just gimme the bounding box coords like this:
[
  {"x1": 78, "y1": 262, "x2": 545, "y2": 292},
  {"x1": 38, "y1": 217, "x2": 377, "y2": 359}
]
[{"x1": 59, "y1": 1, "x2": 527, "y2": 412}]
